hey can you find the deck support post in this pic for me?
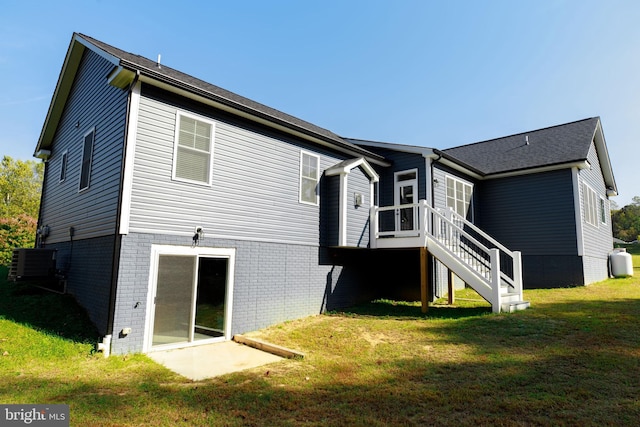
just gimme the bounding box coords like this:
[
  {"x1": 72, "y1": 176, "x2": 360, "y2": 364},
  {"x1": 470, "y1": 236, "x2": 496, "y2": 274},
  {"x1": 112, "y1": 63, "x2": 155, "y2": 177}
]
[
  {"x1": 447, "y1": 269, "x2": 455, "y2": 305},
  {"x1": 420, "y1": 247, "x2": 429, "y2": 313}
]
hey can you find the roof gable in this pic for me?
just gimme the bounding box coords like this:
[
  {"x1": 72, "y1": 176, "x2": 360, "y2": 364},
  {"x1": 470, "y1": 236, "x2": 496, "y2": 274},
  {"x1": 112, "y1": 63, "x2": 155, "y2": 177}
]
[{"x1": 36, "y1": 33, "x2": 388, "y2": 166}]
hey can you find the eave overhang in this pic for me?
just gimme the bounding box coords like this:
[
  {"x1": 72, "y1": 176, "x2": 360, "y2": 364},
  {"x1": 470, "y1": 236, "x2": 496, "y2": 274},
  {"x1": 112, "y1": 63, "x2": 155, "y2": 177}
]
[
  {"x1": 591, "y1": 118, "x2": 618, "y2": 196},
  {"x1": 430, "y1": 148, "x2": 594, "y2": 182},
  {"x1": 34, "y1": 34, "x2": 390, "y2": 168}
]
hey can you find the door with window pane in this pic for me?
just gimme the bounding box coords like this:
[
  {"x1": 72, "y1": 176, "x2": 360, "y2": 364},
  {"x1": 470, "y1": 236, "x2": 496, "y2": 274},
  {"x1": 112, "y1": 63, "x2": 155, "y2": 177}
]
[
  {"x1": 394, "y1": 170, "x2": 418, "y2": 231},
  {"x1": 151, "y1": 254, "x2": 229, "y2": 348}
]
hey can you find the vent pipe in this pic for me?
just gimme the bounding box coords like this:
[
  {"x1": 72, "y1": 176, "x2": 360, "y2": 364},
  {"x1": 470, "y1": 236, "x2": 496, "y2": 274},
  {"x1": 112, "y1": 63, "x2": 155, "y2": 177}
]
[{"x1": 157, "y1": 54, "x2": 161, "y2": 68}]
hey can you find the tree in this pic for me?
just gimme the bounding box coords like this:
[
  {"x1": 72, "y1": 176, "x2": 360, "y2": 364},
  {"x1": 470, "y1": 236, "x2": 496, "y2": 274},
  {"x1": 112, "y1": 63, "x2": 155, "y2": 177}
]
[
  {"x1": 0, "y1": 156, "x2": 44, "y2": 265},
  {"x1": 612, "y1": 197, "x2": 640, "y2": 242},
  {"x1": 0, "y1": 156, "x2": 43, "y2": 218}
]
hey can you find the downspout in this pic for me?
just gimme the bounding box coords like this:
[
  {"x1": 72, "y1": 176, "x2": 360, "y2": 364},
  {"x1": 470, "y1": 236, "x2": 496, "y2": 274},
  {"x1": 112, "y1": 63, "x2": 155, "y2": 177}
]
[
  {"x1": 101, "y1": 70, "x2": 140, "y2": 357},
  {"x1": 429, "y1": 153, "x2": 442, "y2": 295},
  {"x1": 430, "y1": 153, "x2": 442, "y2": 208}
]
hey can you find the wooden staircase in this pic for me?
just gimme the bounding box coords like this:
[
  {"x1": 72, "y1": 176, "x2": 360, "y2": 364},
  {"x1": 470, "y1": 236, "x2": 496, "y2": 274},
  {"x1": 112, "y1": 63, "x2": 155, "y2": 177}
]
[{"x1": 371, "y1": 201, "x2": 530, "y2": 313}]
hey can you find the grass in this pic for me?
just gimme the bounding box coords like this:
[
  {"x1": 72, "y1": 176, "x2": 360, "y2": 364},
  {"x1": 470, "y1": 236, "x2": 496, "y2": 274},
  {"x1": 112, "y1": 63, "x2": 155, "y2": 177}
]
[{"x1": 1, "y1": 266, "x2": 640, "y2": 426}]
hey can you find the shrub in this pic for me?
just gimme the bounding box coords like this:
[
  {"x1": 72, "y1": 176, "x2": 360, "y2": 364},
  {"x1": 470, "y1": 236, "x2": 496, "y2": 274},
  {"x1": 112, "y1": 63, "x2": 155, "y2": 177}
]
[{"x1": 0, "y1": 214, "x2": 37, "y2": 266}]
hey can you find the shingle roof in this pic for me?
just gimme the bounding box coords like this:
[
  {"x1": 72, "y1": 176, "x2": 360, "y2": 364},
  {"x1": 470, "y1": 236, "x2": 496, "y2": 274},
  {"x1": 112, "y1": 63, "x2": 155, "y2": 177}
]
[
  {"x1": 76, "y1": 33, "x2": 386, "y2": 164},
  {"x1": 441, "y1": 117, "x2": 600, "y2": 175}
]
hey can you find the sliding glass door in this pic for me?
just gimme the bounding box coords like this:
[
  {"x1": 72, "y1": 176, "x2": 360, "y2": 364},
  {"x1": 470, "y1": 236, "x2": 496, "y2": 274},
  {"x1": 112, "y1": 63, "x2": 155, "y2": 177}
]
[{"x1": 148, "y1": 246, "x2": 235, "y2": 350}]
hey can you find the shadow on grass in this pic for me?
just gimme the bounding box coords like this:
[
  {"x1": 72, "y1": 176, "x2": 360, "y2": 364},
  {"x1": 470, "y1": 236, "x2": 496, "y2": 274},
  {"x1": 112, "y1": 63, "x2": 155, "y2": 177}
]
[
  {"x1": 0, "y1": 266, "x2": 98, "y2": 343},
  {"x1": 329, "y1": 299, "x2": 491, "y2": 319},
  {"x1": 1, "y1": 340, "x2": 637, "y2": 426}
]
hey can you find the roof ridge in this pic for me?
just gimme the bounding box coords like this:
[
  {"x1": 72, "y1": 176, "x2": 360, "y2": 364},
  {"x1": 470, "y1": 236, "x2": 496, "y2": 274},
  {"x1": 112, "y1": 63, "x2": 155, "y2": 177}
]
[{"x1": 444, "y1": 117, "x2": 600, "y2": 151}]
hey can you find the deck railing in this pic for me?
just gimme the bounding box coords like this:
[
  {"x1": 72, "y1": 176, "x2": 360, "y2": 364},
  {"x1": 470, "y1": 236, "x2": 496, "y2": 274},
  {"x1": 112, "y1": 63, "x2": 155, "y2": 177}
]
[{"x1": 370, "y1": 200, "x2": 523, "y2": 311}]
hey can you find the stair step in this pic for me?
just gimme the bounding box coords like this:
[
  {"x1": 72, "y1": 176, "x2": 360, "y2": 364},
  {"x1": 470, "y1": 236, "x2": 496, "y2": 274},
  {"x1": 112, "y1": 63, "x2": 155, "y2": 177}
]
[
  {"x1": 501, "y1": 300, "x2": 530, "y2": 313},
  {"x1": 501, "y1": 292, "x2": 520, "y2": 298}
]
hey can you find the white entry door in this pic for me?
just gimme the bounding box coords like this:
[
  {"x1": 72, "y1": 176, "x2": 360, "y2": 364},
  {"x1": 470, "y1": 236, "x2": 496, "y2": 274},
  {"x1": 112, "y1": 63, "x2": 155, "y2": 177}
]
[
  {"x1": 394, "y1": 169, "x2": 418, "y2": 231},
  {"x1": 146, "y1": 245, "x2": 235, "y2": 351}
]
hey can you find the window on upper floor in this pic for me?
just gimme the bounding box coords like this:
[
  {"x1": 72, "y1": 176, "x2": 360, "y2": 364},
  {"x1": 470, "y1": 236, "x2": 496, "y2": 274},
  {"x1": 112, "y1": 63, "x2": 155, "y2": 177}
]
[
  {"x1": 446, "y1": 175, "x2": 473, "y2": 219},
  {"x1": 583, "y1": 182, "x2": 598, "y2": 227},
  {"x1": 59, "y1": 150, "x2": 68, "y2": 183},
  {"x1": 79, "y1": 129, "x2": 94, "y2": 192},
  {"x1": 300, "y1": 151, "x2": 319, "y2": 205},
  {"x1": 173, "y1": 112, "x2": 215, "y2": 186},
  {"x1": 599, "y1": 197, "x2": 607, "y2": 225}
]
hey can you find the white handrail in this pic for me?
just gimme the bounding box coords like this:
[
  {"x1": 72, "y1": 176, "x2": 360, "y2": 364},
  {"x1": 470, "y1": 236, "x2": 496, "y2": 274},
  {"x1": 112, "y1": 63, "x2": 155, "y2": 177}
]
[
  {"x1": 427, "y1": 204, "x2": 521, "y2": 287},
  {"x1": 371, "y1": 200, "x2": 523, "y2": 297},
  {"x1": 442, "y1": 207, "x2": 516, "y2": 258}
]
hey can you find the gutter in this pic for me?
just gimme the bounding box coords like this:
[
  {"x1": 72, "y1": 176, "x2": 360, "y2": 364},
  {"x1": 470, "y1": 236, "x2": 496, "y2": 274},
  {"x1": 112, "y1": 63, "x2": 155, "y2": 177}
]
[
  {"x1": 430, "y1": 152, "x2": 442, "y2": 206},
  {"x1": 431, "y1": 149, "x2": 485, "y2": 179}
]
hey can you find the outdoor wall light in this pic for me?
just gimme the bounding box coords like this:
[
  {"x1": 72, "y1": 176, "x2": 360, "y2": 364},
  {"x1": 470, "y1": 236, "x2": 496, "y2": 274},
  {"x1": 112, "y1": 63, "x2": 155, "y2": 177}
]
[
  {"x1": 354, "y1": 193, "x2": 363, "y2": 207},
  {"x1": 192, "y1": 227, "x2": 204, "y2": 246}
]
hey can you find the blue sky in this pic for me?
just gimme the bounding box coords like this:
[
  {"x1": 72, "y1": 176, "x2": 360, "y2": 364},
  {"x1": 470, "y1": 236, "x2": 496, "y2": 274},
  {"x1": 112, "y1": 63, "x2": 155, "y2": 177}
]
[{"x1": 1, "y1": 0, "x2": 638, "y2": 206}]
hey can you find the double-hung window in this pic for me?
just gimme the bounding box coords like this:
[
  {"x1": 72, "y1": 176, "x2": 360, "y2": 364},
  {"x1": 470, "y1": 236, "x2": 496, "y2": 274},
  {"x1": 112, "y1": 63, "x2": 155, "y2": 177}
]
[
  {"x1": 583, "y1": 183, "x2": 598, "y2": 227},
  {"x1": 79, "y1": 129, "x2": 94, "y2": 191},
  {"x1": 445, "y1": 175, "x2": 473, "y2": 219},
  {"x1": 173, "y1": 113, "x2": 215, "y2": 185},
  {"x1": 300, "y1": 151, "x2": 319, "y2": 205}
]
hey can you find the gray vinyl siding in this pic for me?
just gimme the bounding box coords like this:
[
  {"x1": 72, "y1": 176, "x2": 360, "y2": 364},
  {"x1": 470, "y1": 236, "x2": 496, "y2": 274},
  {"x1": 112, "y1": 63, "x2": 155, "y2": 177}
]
[
  {"x1": 111, "y1": 233, "x2": 374, "y2": 354},
  {"x1": 321, "y1": 175, "x2": 340, "y2": 246},
  {"x1": 46, "y1": 236, "x2": 115, "y2": 335},
  {"x1": 477, "y1": 169, "x2": 582, "y2": 287},
  {"x1": 477, "y1": 169, "x2": 577, "y2": 254},
  {"x1": 578, "y1": 141, "x2": 613, "y2": 283},
  {"x1": 346, "y1": 167, "x2": 371, "y2": 247},
  {"x1": 39, "y1": 48, "x2": 128, "y2": 243},
  {"x1": 371, "y1": 149, "x2": 428, "y2": 207},
  {"x1": 128, "y1": 91, "x2": 364, "y2": 246},
  {"x1": 358, "y1": 148, "x2": 427, "y2": 234}
]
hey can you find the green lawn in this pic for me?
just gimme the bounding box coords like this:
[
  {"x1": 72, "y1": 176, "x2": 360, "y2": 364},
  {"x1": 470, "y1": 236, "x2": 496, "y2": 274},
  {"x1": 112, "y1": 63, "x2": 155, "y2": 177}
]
[{"x1": 1, "y1": 266, "x2": 639, "y2": 426}]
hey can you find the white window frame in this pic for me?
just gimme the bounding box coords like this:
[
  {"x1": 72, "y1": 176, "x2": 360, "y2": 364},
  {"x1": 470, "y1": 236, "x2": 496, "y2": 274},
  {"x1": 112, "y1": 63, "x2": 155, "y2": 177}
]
[
  {"x1": 59, "y1": 150, "x2": 68, "y2": 183},
  {"x1": 445, "y1": 175, "x2": 473, "y2": 220},
  {"x1": 299, "y1": 151, "x2": 320, "y2": 205},
  {"x1": 599, "y1": 196, "x2": 607, "y2": 225},
  {"x1": 172, "y1": 111, "x2": 215, "y2": 186},
  {"x1": 78, "y1": 128, "x2": 95, "y2": 192},
  {"x1": 583, "y1": 182, "x2": 599, "y2": 227}
]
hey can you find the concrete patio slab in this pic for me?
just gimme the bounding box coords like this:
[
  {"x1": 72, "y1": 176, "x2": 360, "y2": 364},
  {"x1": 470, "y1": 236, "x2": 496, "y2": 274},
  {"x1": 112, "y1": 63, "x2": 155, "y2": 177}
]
[{"x1": 148, "y1": 341, "x2": 283, "y2": 380}]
